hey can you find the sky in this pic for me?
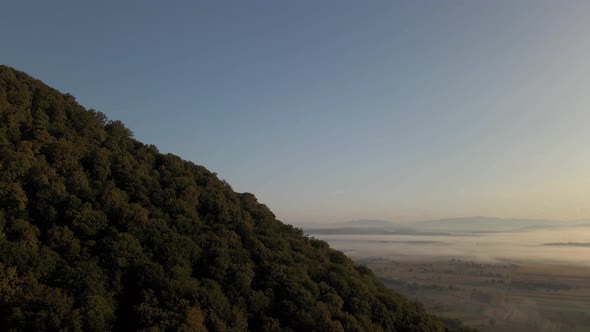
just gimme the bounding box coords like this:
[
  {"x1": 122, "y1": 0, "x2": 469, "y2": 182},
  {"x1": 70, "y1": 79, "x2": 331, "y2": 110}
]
[{"x1": 2, "y1": 1, "x2": 590, "y2": 223}]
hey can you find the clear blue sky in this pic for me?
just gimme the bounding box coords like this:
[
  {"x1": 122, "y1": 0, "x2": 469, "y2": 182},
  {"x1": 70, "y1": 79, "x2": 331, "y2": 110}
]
[{"x1": 2, "y1": 1, "x2": 590, "y2": 223}]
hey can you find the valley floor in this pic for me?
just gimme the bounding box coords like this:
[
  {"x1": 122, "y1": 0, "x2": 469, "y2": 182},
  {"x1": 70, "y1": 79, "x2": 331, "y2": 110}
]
[{"x1": 360, "y1": 257, "x2": 590, "y2": 332}]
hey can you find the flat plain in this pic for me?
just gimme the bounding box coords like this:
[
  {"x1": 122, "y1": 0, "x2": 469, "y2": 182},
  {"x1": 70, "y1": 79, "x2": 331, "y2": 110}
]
[{"x1": 361, "y1": 257, "x2": 590, "y2": 332}]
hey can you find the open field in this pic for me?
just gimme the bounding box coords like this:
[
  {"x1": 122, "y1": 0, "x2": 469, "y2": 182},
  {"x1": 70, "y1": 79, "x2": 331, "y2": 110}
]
[{"x1": 361, "y1": 258, "x2": 590, "y2": 332}]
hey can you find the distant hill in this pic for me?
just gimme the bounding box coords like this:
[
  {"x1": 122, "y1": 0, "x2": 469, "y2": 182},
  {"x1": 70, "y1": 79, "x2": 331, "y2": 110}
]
[
  {"x1": 303, "y1": 216, "x2": 582, "y2": 236},
  {"x1": 543, "y1": 243, "x2": 590, "y2": 247},
  {"x1": 415, "y1": 216, "x2": 572, "y2": 233},
  {"x1": 304, "y1": 227, "x2": 398, "y2": 235},
  {"x1": 303, "y1": 219, "x2": 409, "y2": 236},
  {"x1": 299, "y1": 219, "x2": 399, "y2": 229},
  {"x1": 0, "y1": 66, "x2": 473, "y2": 331},
  {"x1": 305, "y1": 227, "x2": 450, "y2": 237},
  {"x1": 302, "y1": 218, "x2": 481, "y2": 236},
  {"x1": 335, "y1": 219, "x2": 400, "y2": 228},
  {"x1": 574, "y1": 221, "x2": 590, "y2": 228}
]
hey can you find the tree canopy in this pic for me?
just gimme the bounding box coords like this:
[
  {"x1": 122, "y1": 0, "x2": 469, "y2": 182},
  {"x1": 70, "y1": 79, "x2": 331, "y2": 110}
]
[{"x1": 0, "y1": 65, "x2": 473, "y2": 331}]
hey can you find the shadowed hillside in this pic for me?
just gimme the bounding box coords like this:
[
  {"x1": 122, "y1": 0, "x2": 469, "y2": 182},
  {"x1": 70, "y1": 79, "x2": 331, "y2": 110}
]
[{"x1": 0, "y1": 66, "x2": 473, "y2": 331}]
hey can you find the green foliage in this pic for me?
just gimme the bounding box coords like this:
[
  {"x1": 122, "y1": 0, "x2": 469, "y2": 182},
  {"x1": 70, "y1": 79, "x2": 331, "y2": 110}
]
[{"x1": 0, "y1": 65, "x2": 465, "y2": 331}]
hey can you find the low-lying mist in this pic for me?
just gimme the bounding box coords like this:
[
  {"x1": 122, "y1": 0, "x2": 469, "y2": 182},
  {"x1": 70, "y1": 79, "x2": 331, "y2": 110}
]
[{"x1": 308, "y1": 226, "x2": 590, "y2": 266}]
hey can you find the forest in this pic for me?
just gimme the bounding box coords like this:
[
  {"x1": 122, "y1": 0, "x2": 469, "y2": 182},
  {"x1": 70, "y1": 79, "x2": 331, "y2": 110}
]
[{"x1": 0, "y1": 65, "x2": 474, "y2": 331}]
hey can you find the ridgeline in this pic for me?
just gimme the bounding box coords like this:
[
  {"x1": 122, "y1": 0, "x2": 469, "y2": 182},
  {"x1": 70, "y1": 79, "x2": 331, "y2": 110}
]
[{"x1": 0, "y1": 66, "x2": 472, "y2": 331}]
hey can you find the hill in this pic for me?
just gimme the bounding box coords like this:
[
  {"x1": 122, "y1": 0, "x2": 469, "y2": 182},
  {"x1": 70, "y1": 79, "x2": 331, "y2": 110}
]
[
  {"x1": 301, "y1": 216, "x2": 576, "y2": 236},
  {"x1": 0, "y1": 66, "x2": 472, "y2": 331},
  {"x1": 333, "y1": 219, "x2": 400, "y2": 228},
  {"x1": 543, "y1": 242, "x2": 590, "y2": 247},
  {"x1": 415, "y1": 216, "x2": 569, "y2": 233}
]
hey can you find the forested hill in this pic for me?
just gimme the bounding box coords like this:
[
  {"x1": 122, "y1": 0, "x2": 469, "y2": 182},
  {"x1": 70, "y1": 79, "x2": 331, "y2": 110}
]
[{"x1": 0, "y1": 65, "x2": 469, "y2": 331}]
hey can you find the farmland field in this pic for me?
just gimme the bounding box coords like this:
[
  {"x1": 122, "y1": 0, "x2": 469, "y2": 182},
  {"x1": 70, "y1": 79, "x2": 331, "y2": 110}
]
[{"x1": 362, "y1": 258, "x2": 590, "y2": 331}]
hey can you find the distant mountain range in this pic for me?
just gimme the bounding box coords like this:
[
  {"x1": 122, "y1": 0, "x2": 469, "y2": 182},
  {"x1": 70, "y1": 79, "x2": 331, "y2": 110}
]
[
  {"x1": 543, "y1": 242, "x2": 590, "y2": 247},
  {"x1": 303, "y1": 216, "x2": 589, "y2": 236},
  {"x1": 304, "y1": 227, "x2": 451, "y2": 236},
  {"x1": 416, "y1": 216, "x2": 571, "y2": 233},
  {"x1": 337, "y1": 219, "x2": 401, "y2": 228}
]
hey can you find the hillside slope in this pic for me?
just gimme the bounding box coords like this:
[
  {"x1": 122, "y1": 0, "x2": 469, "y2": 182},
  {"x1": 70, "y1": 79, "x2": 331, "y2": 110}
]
[{"x1": 0, "y1": 65, "x2": 468, "y2": 331}]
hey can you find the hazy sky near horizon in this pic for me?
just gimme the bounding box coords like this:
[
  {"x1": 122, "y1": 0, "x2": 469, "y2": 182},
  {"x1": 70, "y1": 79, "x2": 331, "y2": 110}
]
[{"x1": 2, "y1": 1, "x2": 590, "y2": 223}]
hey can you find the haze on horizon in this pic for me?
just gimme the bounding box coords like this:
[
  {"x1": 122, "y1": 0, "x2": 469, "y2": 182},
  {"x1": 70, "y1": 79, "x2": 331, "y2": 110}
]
[{"x1": 2, "y1": 1, "x2": 590, "y2": 223}]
